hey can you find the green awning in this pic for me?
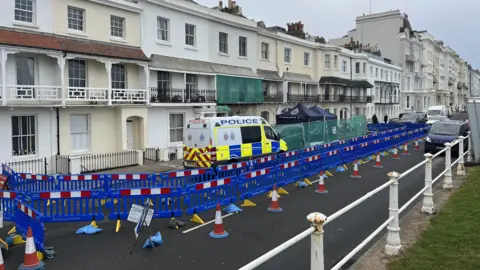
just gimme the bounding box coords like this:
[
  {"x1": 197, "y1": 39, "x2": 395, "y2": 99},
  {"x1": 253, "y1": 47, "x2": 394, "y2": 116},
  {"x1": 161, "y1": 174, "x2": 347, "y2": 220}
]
[{"x1": 217, "y1": 105, "x2": 232, "y2": 113}]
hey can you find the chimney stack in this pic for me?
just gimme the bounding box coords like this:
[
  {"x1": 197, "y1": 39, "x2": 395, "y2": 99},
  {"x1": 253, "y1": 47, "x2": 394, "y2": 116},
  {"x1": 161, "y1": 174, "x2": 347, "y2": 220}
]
[
  {"x1": 228, "y1": 0, "x2": 232, "y2": 9},
  {"x1": 232, "y1": 1, "x2": 237, "y2": 9},
  {"x1": 219, "y1": 0, "x2": 222, "y2": 9}
]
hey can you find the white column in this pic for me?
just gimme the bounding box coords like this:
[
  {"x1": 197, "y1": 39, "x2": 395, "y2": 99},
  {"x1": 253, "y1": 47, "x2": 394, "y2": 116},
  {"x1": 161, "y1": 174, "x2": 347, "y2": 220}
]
[
  {"x1": 143, "y1": 64, "x2": 150, "y2": 105},
  {"x1": 422, "y1": 153, "x2": 435, "y2": 214},
  {"x1": 443, "y1": 142, "x2": 453, "y2": 189},
  {"x1": 307, "y1": 212, "x2": 326, "y2": 270},
  {"x1": 57, "y1": 56, "x2": 66, "y2": 106},
  {"x1": 1, "y1": 48, "x2": 7, "y2": 106},
  {"x1": 104, "y1": 60, "x2": 113, "y2": 105},
  {"x1": 385, "y1": 171, "x2": 402, "y2": 256},
  {"x1": 69, "y1": 156, "x2": 82, "y2": 175},
  {"x1": 213, "y1": 75, "x2": 217, "y2": 102},
  {"x1": 467, "y1": 131, "x2": 473, "y2": 162},
  {"x1": 183, "y1": 73, "x2": 186, "y2": 102},
  {"x1": 457, "y1": 136, "x2": 466, "y2": 176}
]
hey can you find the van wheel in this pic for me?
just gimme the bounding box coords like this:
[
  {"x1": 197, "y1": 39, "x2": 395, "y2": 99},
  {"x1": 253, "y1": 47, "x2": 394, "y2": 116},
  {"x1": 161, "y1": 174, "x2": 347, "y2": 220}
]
[{"x1": 228, "y1": 159, "x2": 239, "y2": 164}]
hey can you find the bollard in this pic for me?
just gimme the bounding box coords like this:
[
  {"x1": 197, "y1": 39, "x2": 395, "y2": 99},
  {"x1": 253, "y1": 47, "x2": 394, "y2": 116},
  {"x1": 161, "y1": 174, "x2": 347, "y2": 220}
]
[
  {"x1": 385, "y1": 171, "x2": 401, "y2": 256},
  {"x1": 443, "y1": 142, "x2": 453, "y2": 190},
  {"x1": 307, "y1": 212, "x2": 326, "y2": 270},
  {"x1": 457, "y1": 136, "x2": 466, "y2": 176},
  {"x1": 467, "y1": 131, "x2": 473, "y2": 163},
  {"x1": 422, "y1": 153, "x2": 435, "y2": 214}
]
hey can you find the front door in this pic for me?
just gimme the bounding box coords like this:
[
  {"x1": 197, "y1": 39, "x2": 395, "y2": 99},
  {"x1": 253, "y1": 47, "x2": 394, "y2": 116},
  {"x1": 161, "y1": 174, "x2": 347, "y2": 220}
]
[{"x1": 126, "y1": 120, "x2": 134, "y2": 149}]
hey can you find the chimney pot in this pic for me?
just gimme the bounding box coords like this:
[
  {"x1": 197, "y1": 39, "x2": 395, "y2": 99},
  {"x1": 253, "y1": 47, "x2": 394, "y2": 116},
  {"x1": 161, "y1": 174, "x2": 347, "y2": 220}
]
[
  {"x1": 228, "y1": 0, "x2": 232, "y2": 9},
  {"x1": 219, "y1": 0, "x2": 222, "y2": 8}
]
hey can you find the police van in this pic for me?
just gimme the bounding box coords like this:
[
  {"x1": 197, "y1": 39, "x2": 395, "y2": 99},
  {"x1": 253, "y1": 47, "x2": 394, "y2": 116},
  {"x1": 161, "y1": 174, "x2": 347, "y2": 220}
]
[{"x1": 183, "y1": 116, "x2": 288, "y2": 168}]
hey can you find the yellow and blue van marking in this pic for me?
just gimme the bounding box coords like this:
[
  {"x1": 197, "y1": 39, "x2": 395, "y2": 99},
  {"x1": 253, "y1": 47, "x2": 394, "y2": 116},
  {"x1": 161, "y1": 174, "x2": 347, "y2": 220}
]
[{"x1": 217, "y1": 141, "x2": 281, "y2": 161}]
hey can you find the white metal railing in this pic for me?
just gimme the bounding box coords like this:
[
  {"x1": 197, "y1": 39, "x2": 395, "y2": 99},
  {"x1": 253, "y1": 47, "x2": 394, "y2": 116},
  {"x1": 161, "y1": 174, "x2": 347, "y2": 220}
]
[
  {"x1": 7, "y1": 85, "x2": 62, "y2": 100},
  {"x1": 239, "y1": 132, "x2": 473, "y2": 270},
  {"x1": 67, "y1": 87, "x2": 148, "y2": 103}
]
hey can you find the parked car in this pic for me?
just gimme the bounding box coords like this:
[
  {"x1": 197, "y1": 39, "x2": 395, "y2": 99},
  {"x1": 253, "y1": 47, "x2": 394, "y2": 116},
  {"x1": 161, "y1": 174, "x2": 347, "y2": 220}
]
[
  {"x1": 399, "y1": 113, "x2": 420, "y2": 123},
  {"x1": 426, "y1": 115, "x2": 448, "y2": 126},
  {"x1": 424, "y1": 120, "x2": 469, "y2": 154}
]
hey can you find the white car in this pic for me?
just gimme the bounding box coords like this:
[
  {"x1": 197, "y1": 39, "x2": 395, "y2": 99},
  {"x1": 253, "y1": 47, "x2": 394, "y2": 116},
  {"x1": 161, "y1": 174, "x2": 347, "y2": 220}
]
[{"x1": 426, "y1": 115, "x2": 448, "y2": 125}]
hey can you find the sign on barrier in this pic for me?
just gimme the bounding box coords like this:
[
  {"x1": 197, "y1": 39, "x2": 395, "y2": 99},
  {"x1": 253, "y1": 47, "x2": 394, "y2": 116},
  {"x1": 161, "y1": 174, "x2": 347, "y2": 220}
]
[
  {"x1": 127, "y1": 204, "x2": 154, "y2": 226},
  {"x1": 185, "y1": 177, "x2": 236, "y2": 215}
]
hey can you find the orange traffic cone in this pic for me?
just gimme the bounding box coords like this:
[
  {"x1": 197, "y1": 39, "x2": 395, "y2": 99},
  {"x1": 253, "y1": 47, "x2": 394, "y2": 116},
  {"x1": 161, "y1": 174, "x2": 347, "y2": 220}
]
[
  {"x1": 315, "y1": 172, "x2": 328, "y2": 194},
  {"x1": 209, "y1": 203, "x2": 228, "y2": 238},
  {"x1": 267, "y1": 184, "x2": 283, "y2": 212},
  {"x1": 351, "y1": 161, "x2": 362, "y2": 178},
  {"x1": 392, "y1": 148, "x2": 400, "y2": 160},
  {"x1": 18, "y1": 227, "x2": 45, "y2": 270},
  {"x1": 415, "y1": 140, "x2": 420, "y2": 151},
  {"x1": 402, "y1": 143, "x2": 410, "y2": 156},
  {"x1": 373, "y1": 153, "x2": 383, "y2": 168},
  {"x1": 0, "y1": 242, "x2": 5, "y2": 270}
]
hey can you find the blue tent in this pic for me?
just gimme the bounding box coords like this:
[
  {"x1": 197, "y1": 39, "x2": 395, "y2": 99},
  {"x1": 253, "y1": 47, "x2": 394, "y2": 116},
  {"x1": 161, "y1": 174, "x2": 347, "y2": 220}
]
[
  {"x1": 309, "y1": 106, "x2": 337, "y2": 120},
  {"x1": 276, "y1": 103, "x2": 324, "y2": 124}
]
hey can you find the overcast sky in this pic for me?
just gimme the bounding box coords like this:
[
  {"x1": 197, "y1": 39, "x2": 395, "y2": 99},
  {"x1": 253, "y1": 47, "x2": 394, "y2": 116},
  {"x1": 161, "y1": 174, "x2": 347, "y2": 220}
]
[{"x1": 198, "y1": 0, "x2": 479, "y2": 68}]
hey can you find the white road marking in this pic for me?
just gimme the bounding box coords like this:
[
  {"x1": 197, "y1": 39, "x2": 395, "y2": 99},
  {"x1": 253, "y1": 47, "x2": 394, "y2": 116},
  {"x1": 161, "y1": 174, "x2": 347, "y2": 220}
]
[{"x1": 182, "y1": 213, "x2": 235, "y2": 234}]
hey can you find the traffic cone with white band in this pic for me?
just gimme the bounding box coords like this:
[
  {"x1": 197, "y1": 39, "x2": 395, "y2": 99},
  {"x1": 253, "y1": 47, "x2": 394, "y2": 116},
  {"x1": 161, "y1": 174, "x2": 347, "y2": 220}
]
[
  {"x1": 373, "y1": 153, "x2": 383, "y2": 168},
  {"x1": 267, "y1": 184, "x2": 283, "y2": 212},
  {"x1": 18, "y1": 227, "x2": 45, "y2": 270},
  {"x1": 415, "y1": 140, "x2": 420, "y2": 151},
  {"x1": 350, "y1": 161, "x2": 362, "y2": 178},
  {"x1": 315, "y1": 172, "x2": 328, "y2": 194},
  {"x1": 402, "y1": 143, "x2": 410, "y2": 156},
  {"x1": 209, "y1": 204, "x2": 228, "y2": 239},
  {"x1": 0, "y1": 243, "x2": 5, "y2": 270},
  {"x1": 392, "y1": 148, "x2": 400, "y2": 160}
]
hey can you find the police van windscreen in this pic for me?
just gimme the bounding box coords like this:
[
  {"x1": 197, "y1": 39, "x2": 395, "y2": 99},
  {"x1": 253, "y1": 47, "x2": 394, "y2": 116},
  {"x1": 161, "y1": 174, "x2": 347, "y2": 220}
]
[
  {"x1": 427, "y1": 110, "x2": 441, "y2": 116},
  {"x1": 184, "y1": 124, "x2": 210, "y2": 148}
]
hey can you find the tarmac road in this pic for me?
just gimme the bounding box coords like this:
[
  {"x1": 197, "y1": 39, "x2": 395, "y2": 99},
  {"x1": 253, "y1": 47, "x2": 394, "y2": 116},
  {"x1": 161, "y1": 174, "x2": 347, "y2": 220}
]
[{"x1": 1, "y1": 146, "x2": 447, "y2": 270}]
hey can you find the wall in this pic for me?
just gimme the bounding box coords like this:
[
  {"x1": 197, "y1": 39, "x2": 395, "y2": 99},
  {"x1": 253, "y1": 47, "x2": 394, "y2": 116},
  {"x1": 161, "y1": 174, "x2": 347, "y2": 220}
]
[
  {"x1": 276, "y1": 34, "x2": 316, "y2": 79},
  {"x1": 0, "y1": 107, "x2": 56, "y2": 162},
  {"x1": 0, "y1": 0, "x2": 54, "y2": 32},
  {"x1": 117, "y1": 107, "x2": 148, "y2": 150},
  {"x1": 256, "y1": 32, "x2": 278, "y2": 71},
  {"x1": 52, "y1": 0, "x2": 142, "y2": 46},
  {"x1": 147, "y1": 107, "x2": 195, "y2": 148},
  {"x1": 5, "y1": 53, "x2": 59, "y2": 86}
]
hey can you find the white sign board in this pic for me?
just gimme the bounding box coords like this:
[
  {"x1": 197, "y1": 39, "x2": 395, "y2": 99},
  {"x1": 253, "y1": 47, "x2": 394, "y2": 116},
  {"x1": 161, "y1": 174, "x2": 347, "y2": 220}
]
[
  {"x1": 0, "y1": 211, "x2": 3, "y2": 228},
  {"x1": 332, "y1": 127, "x2": 337, "y2": 135},
  {"x1": 127, "y1": 204, "x2": 154, "y2": 227}
]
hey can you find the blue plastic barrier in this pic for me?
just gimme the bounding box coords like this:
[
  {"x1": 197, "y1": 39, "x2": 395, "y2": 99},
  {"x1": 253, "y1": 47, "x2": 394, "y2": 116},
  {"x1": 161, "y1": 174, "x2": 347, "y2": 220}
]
[
  {"x1": 158, "y1": 168, "x2": 214, "y2": 188},
  {"x1": 279, "y1": 150, "x2": 301, "y2": 163},
  {"x1": 15, "y1": 200, "x2": 45, "y2": 253},
  {"x1": 302, "y1": 154, "x2": 322, "y2": 179},
  {"x1": 28, "y1": 190, "x2": 104, "y2": 222},
  {"x1": 108, "y1": 187, "x2": 182, "y2": 220},
  {"x1": 302, "y1": 145, "x2": 321, "y2": 158},
  {"x1": 322, "y1": 149, "x2": 341, "y2": 170},
  {"x1": 1, "y1": 163, "x2": 17, "y2": 189},
  {"x1": 239, "y1": 168, "x2": 276, "y2": 200},
  {"x1": 216, "y1": 161, "x2": 251, "y2": 178},
  {"x1": 107, "y1": 173, "x2": 157, "y2": 193},
  {"x1": 253, "y1": 155, "x2": 277, "y2": 170},
  {"x1": 57, "y1": 174, "x2": 106, "y2": 192},
  {"x1": 276, "y1": 161, "x2": 302, "y2": 186},
  {"x1": 185, "y1": 177, "x2": 237, "y2": 215},
  {"x1": 0, "y1": 191, "x2": 18, "y2": 221},
  {"x1": 14, "y1": 173, "x2": 56, "y2": 193}
]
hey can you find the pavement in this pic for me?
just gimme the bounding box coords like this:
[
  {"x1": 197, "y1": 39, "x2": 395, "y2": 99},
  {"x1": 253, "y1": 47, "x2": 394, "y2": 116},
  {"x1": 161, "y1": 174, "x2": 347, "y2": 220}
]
[{"x1": 1, "y1": 144, "x2": 449, "y2": 270}]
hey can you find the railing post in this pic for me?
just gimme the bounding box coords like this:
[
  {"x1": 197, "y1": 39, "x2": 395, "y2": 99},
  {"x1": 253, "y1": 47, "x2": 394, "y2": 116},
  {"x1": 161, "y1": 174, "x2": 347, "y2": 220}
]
[
  {"x1": 457, "y1": 136, "x2": 466, "y2": 176},
  {"x1": 422, "y1": 153, "x2": 435, "y2": 214},
  {"x1": 443, "y1": 142, "x2": 453, "y2": 189},
  {"x1": 385, "y1": 171, "x2": 401, "y2": 256},
  {"x1": 307, "y1": 212, "x2": 326, "y2": 270},
  {"x1": 467, "y1": 131, "x2": 473, "y2": 162}
]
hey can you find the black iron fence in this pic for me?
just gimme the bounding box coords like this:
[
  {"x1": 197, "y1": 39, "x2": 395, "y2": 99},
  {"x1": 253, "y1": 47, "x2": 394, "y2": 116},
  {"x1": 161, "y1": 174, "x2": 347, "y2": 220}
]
[
  {"x1": 264, "y1": 93, "x2": 283, "y2": 103},
  {"x1": 55, "y1": 155, "x2": 71, "y2": 174},
  {"x1": 6, "y1": 157, "x2": 47, "y2": 174},
  {"x1": 143, "y1": 147, "x2": 160, "y2": 164},
  {"x1": 80, "y1": 150, "x2": 139, "y2": 173},
  {"x1": 150, "y1": 88, "x2": 216, "y2": 103},
  {"x1": 287, "y1": 94, "x2": 319, "y2": 103}
]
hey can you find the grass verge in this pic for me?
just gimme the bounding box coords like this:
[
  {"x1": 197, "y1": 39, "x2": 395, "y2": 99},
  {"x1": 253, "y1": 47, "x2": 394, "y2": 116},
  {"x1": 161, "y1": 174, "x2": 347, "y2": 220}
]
[{"x1": 388, "y1": 167, "x2": 480, "y2": 270}]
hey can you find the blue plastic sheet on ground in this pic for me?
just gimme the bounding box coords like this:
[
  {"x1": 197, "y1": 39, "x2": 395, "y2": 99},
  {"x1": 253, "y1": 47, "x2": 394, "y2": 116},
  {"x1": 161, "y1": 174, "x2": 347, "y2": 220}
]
[
  {"x1": 76, "y1": 225, "x2": 102, "y2": 235},
  {"x1": 223, "y1": 203, "x2": 242, "y2": 214},
  {"x1": 143, "y1": 232, "x2": 163, "y2": 248}
]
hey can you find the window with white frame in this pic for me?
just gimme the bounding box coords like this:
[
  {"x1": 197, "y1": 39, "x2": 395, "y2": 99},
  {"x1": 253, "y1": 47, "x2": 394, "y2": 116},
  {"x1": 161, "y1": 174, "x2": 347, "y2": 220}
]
[
  {"x1": 68, "y1": 6, "x2": 85, "y2": 31},
  {"x1": 261, "y1": 42, "x2": 269, "y2": 60},
  {"x1": 169, "y1": 114, "x2": 184, "y2": 143},
  {"x1": 185, "y1": 24, "x2": 196, "y2": 46},
  {"x1": 70, "y1": 114, "x2": 90, "y2": 152},
  {"x1": 68, "y1": 59, "x2": 87, "y2": 88},
  {"x1": 304, "y1": 52, "x2": 310, "y2": 67},
  {"x1": 381, "y1": 69, "x2": 384, "y2": 79},
  {"x1": 157, "y1": 71, "x2": 170, "y2": 89},
  {"x1": 334, "y1": 55, "x2": 338, "y2": 69},
  {"x1": 157, "y1": 17, "x2": 169, "y2": 42},
  {"x1": 370, "y1": 66, "x2": 373, "y2": 77},
  {"x1": 186, "y1": 74, "x2": 197, "y2": 91},
  {"x1": 16, "y1": 57, "x2": 34, "y2": 86},
  {"x1": 284, "y1": 48, "x2": 291, "y2": 63},
  {"x1": 111, "y1": 64, "x2": 126, "y2": 89},
  {"x1": 219, "y1": 32, "x2": 228, "y2": 54},
  {"x1": 355, "y1": 62, "x2": 360, "y2": 74},
  {"x1": 324, "y1": 54, "x2": 331, "y2": 68},
  {"x1": 363, "y1": 63, "x2": 367, "y2": 74},
  {"x1": 375, "y1": 68, "x2": 378, "y2": 78},
  {"x1": 11, "y1": 115, "x2": 36, "y2": 156},
  {"x1": 239, "y1": 36, "x2": 247, "y2": 57},
  {"x1": 110, "y1": 16, "x2": 125, "y2": 38},
  {"x1": 390, "y1": 71, "x2": 393, "y2": 81},
  {"x1": 15, "y1": 0, "x2": 35, "y2": 23},
  {"x1": 342, "y1": 60, "x2": 347, "y2": 72}
]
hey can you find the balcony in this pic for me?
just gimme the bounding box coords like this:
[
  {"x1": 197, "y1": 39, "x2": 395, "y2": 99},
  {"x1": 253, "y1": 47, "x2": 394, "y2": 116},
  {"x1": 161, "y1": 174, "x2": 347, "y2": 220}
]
[
  {"x1": 318, "y1": 94, "x2": 341, "y2": 103},
  {"x1": 264, "y1": 93, "x2": 283, "y2": 103},
  {"x1": 374, "y1": 96, "x2": 400, "y2": 104},
  {"x1": 150, "y1": 88, "x2": 216, "y2": 104},
  {"x1": 287, "y1": 94, "x2": 319, "y2": 103},
  {"x1": 5, "y1": 85, "x2": 62, "y2": 104},
  {"x1": 405, "y1": 54, "x2": 415, "y2": 62},
  {"x1": 67, "y1": 87, "x2": 148, "y2": 105},
  {"x1": 344, "y1": 95, "x2": 372, "y2": 103}
]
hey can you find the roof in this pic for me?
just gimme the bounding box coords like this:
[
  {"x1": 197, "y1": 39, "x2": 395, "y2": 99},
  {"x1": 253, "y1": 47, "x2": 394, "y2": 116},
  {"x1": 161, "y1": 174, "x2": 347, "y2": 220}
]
[
  {"x1": 210, "y1": 63, "x2": 259, "y2": 78},
  {"x1": 257, "y1": 69, "x2": 282, "y2": 81},
  {"x1": 150, "y1": 54, "x2": 214, "y2": 74},
  {"x1": 0, "y1": 28, "x2": 149, "y2": 61},
  {"x1": 282, "y1": 72, "x2": 315, "y2": 83},
  {"x1": 319, "y1": 76, "x2": 373, "y2": 88}
]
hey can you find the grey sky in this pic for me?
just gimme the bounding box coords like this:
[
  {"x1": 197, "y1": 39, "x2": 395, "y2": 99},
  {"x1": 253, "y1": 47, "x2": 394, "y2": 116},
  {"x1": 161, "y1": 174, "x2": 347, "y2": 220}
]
[{"x1": 198, "y1": 0, "x2": 480, "y2": 68}]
